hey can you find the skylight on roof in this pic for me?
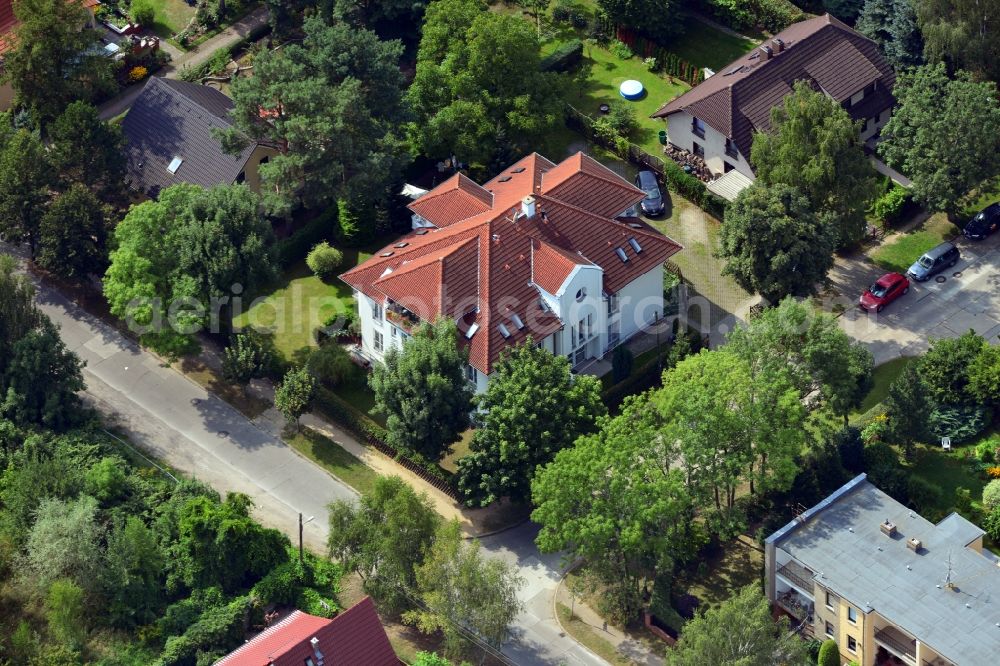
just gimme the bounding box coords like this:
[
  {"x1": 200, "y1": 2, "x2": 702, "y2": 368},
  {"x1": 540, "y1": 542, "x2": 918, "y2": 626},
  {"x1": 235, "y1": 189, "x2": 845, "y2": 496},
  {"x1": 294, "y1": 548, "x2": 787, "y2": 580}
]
[
  {"x1": 615, "y1": 247, "x2": 629, "y2": 263},
  {"x1": 511, "y1": 313, "x2": 525, "y2": 330},
  {"x1": 380, "y1": 251, "x2": 394, "y2": 257},
  {"x1": 628, "y1": 222, "x2": 643, "y2": 229},
  {"x1": 628, "y1": 237, "x2": 642, "y2": 253},
  {"x1": 167, "y1": 156, "x2": 183, "y2": 174},
  {"x1": 511, "y1": 167, "x2": 526, "y2": 173},
  {"x1": 414, "y1": 229, "x2": 429, "y2": 235},
  {"x1": 394, "y1": 242, "x2": 409, "y2": 248},
  {"x1": 465, "y1": 322, "x2": 479, "y2": 339},
  {"x1": 498, "y1": 323, "x2": 511, "y2": 338},
  {"x1": 497, "y1": 176, "x2": 512, "y2": 182}
]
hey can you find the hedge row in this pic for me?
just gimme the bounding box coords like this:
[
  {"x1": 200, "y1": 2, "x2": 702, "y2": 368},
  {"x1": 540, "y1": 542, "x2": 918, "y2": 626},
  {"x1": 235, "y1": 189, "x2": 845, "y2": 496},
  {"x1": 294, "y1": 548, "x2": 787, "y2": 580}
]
[
  {"x1": 541, "y1": 39, "x2": 583, "y2": 72},
  {"x1": 869, "y1": 184, "x2": 917, "y2": 228},
  {"x1": 274, "y1": 205, "x2": 339, "y2": 269},
  {"x1": 661, "y1": 158, "x2": 729, "y2": 219}
]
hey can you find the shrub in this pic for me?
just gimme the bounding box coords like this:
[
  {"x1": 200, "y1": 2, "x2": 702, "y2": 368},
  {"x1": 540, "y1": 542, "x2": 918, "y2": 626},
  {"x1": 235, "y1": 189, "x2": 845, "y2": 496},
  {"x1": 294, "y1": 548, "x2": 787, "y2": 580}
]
[
  {"x1": 552, "y1": 2, "x2": 572, "y2": 22},
  {"x1": 305, "y1": 241, "x2": 344, "y2": 279},
  {"x1": 305, "y1": 344, "x2": 355, "y2": 389},
  {"x1": 644, "y1": 56, "x2": 658, "y2": 71},
  {"x1": 570, "y1": 11, "x2": 589, "y2": 28},
  {"x1": 130, "y1": 0, "x2": 155, "y2": 26},
  {"x1": 869, "y1": 184, "x2": 913, "y2": 227},
  {"x1": 611, "y1": 345, "x2": 634, "y2": 383},
  {"x1": 541, "y1": 39, "x2": 583, "y2": 72},
  {"x1": 983, "y1": 480, "x2": 1000, "y2": 512},
  {"x1": 273, "y1": 206, "x2": 338, "y2": 268},
  {"x1": 928, "y1": 404, "x2": 991, "y2": 444},
  {"x1": 976, "y1": 436, "x2": 1000, "y2": 463},
  {"x1": 222, "y1": 330, "x2": 274, "y2": 385},
  {"x1": 988, "y1": 466, "x2": 1000, "y2": 479},
  {"x1": 609, "y1": 40, "x2": 633, "y2": 59},
  {"x1": 834, "y1": 426, "x2": 865, "y2": 473},
  {"x1": 128, "y1": 66, "x2": 148, "y2": 83},
  {"x1": 985, "y1": 506, "x2": 1000, "y2": 543},
  {"x1": 818, "y1": 639, "x2": 840, "y2": 666},
  {"x1": 907, "y1": 476, "x2": 942, "y2": 513}
]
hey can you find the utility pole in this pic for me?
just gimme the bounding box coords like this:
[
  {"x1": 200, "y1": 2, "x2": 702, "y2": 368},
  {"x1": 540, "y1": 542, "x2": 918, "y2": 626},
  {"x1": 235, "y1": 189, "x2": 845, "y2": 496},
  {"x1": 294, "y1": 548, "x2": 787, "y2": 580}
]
[{"x1": 298, "y1": 513, "x2": 314, "y2": 568}]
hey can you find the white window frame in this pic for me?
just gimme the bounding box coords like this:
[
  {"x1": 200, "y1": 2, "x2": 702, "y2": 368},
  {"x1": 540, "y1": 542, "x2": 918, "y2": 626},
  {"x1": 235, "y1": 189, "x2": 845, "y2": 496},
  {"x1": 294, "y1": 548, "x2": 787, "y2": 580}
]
[
  {"x1": 371, "y1": 300, "x2": 383, "y2": 324},
  {"x1": 825, "y1": 621, "x2": 834, "y2": 637},
  {"x1": 465, "y1": 364, "x2": 477, "y2": 385},
  {"x1": 373, "y1": 330, "x2": 384, "y2": 352}
]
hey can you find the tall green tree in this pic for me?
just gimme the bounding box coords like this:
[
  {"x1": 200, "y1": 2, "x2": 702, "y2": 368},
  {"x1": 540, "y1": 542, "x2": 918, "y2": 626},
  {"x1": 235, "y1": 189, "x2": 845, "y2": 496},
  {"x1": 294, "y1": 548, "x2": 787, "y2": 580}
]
[
  {"x1": 103, "y1": 184, "x2": 276, "y2": 354},
  {"x1": 751, "y1": 82, "x2": 880, "y2": 246},
  {"x1": 0, "y1": 255, "x2": 43, "y2": 368},
  {"x1": 456, "y1": 342, "x2": 605, "y2": 507},
  {"x1": 917, "y1": 330, "x2": 986, "y2": 405},
  {"x1": 328, "y1": 476, "x2": 440, "y2": 610},
  {"x1": 532, "y1": 398, "x2": 696, "y2": 623},
  {"x1": 334, "y1": 0, "x2": 427, "y2": 26},
  {"x1": 36, "y1": 184, "x2": 107, "y2": 280},
  {"x1": 856, "y1": 0, "x2": 924, "y2": 70},
  {"x1": 884, "y1": 362, "x2": 932, "y2": 457},
  {"x1": 879, "y1": 63, "x2": 1000, "y2": 213},
  {"x1": 48, "y1": 101, "x2": 127, "y2": 201},
  {"x1": 1, "y1": 0, "x2": 113, "y2": 121},
  {"x1": 370, "y1": 319, "x2": 473, "y2": 461},
  {"x1": 222, "y1": 16, "x2": 408, "y2": 216},
  {"x1": 0, "y1": 128, "x2": 51, "y2": 259},
  {"x1": 103, "y1": 516, "x2": 165, "y2": 628},
  {"x1": 19, "y1": 496, "x2": 104, "y2": 598},
  {"x1": 408, "y1": 0, "x2": 564, "y2": 172},
  {"x1": 404, "y1": 520, "x2": 523, "y2": 654},
  {"x1": 718, "y1": 184, "x2": 838, "y2": 303},
  {"x1": 667, "y1": 585, "x2": 809, "y2": 666},
  {"x1": 917, "y1": 0, "x2": 1000, "y2": 82},
  {"x1": 44, "y1": 579, "x2": 87, "y2": 650},
  {"x1": 969, "y1": 344, "x2": 1000, "y2": 406},
  {"x1": 598, "y1": 0, "x2": 681, "y2": 42}
]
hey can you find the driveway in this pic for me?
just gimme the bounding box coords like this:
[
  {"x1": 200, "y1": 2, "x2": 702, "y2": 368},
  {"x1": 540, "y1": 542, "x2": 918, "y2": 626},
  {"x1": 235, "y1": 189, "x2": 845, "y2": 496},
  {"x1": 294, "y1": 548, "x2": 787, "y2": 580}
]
[{"x1": 835, "y1": 234, "x2": 1000, "y2": 364}]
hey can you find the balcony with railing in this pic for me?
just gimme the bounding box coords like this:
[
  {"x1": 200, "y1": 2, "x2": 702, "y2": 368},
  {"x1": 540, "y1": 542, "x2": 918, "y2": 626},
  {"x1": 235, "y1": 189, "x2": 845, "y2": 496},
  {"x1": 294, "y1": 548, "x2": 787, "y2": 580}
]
[
  {"x1": 777, "y1": 558, "x2": 815, "y2": 599},
  {"x1": 774, "y1": 587, "x2": 814, "y2": 623},
  {"x1": 385, "y1": 301, "x2": 421, "y2": 333},
  {"x1": 874, "y1": 625, "x2": 917, "y2": 665}
]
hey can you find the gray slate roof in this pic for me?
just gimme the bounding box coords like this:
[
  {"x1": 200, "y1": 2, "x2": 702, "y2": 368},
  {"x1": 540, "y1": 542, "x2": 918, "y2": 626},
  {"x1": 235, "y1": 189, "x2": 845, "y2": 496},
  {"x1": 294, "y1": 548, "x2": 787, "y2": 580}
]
[
  {"x1": 769, "y1": 475, "x2": 1000, "y2": 666},
  {"x1": 121, "y1": 77, "x2": 255, "y2": 195}
]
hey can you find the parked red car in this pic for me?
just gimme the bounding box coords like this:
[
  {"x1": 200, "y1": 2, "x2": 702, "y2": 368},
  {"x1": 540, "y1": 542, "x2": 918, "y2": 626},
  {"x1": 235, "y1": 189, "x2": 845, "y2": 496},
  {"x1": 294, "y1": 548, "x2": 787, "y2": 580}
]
[{"x1": 859, "y1": 272, "x2": 910, "y2": 312}]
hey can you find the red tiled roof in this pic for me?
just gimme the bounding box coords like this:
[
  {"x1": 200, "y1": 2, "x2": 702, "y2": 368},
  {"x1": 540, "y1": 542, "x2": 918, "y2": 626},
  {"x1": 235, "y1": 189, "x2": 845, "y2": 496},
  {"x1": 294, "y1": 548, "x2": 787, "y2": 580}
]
[
  {"x1": 651, "y1": 13, "x2": 895, "y2": 157},
  {"x1": 215, "y1": 597, "x2": 399, "y2": 666},
  {"x1": 408, "y1": 172, "x2": 493, "y2": 228},
  {"x1": 341, "y1": 151, "x2": 682, "y2": 374}
]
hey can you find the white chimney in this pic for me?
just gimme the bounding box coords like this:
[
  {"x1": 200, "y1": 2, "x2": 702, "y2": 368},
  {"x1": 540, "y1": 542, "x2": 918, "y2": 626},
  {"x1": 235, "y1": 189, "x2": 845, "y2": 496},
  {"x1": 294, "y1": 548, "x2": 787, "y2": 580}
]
[
  {"x1": 521, "y1": 195, "x2": 536, "y2": 218},
  {"x1": 759, "y1": 45, "x2": 772, "y2": 60}
]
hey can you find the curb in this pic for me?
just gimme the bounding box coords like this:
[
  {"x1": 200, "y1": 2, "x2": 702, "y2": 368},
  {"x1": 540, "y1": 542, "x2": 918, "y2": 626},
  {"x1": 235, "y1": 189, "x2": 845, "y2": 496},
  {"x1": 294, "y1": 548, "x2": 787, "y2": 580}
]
[{"x1": 551, "y1": 558, "x2": 611, "y2": 665}]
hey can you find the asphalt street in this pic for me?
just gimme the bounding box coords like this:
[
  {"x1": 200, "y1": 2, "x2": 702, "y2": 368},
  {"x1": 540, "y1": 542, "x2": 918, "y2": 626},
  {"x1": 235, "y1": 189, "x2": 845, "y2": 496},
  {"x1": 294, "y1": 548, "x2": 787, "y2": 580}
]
[{"x1": 3, "y1": 245, "x2": 607, "y2": 666}]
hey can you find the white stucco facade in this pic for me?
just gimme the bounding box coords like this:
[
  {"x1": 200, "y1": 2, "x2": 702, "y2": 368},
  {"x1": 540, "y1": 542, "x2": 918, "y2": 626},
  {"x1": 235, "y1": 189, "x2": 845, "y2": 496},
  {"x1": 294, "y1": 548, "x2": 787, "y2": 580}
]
[{"x1": 665, "y1": 110, "x2": 754, "y2": 179}]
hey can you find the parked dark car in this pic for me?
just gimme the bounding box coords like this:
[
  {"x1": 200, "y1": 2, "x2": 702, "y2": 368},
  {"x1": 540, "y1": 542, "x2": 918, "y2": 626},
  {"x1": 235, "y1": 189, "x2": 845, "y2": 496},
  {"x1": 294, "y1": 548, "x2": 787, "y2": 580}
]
[
  {"x1": 907, "y1": 242, "x2": 959, "y2": 281},
  {"x1": 859, "y1": 272, "x2": 909, "y2": 312},
  {"x1": 635, "y1": 170, "x2": 664, "y2": 216},
  {"x1": 963, "y1": 203, "x2": 1000, "y2": 240}
]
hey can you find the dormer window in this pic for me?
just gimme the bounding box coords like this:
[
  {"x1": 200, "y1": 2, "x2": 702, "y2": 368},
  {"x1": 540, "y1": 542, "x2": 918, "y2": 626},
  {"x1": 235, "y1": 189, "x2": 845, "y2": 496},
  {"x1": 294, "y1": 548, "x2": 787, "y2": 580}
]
[
  {"x1": 691, "y1": 117, "x2": 706, "y2": 139},
  {"x1": 575, "y1": 287, "x2": 587, "y2": 302}
]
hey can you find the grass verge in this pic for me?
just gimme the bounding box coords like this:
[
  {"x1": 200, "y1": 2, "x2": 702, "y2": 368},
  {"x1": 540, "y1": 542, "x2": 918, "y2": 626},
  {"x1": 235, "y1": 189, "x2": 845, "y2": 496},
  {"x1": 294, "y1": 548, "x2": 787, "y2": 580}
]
[
  {"x1": 286, "y1": 427, "x2": 380, "y2": 495},
  {"x1": 869, "y1": 214, "x2": 959, "y2": 273},
  {"x1": 669, "y1": 16, "x2": 759, "y2": 70},
  {"x1": 556, "y1": 603, "x2": 634, "y2": 666}
]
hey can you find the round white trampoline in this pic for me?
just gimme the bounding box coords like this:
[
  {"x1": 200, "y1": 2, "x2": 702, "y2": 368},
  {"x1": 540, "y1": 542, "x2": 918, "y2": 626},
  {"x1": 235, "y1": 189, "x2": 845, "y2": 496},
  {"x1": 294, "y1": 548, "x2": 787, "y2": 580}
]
[{"x1": 619, "y1": 79, "x2": 645, "y2": 100}]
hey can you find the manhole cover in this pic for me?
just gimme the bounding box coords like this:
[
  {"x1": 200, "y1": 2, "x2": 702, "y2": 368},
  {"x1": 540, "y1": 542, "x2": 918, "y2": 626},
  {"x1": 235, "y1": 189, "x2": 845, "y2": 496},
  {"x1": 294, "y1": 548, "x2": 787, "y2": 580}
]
[
  {"x1": 935, "y1": 275, "x2": 947, "y2": 283},
  {"x1": 217, "y1": 430, "x2": 229, "y2": 438},
  {"x1": 190, "y1": 398, "x2": 202, "y2": 405},
  {"x1": 953, "y1": 271, "x2": 962, "y2": 278}
]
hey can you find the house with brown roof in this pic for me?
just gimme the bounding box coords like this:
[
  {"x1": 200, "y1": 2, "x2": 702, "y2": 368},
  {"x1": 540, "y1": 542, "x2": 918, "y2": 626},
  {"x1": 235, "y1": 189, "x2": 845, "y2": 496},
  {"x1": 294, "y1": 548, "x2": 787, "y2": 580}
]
[
  {"x1": 340, "y1": 151, "x2": 682, "y2": 391},
  {"x1": 651, "y1": 13, "x2": 895, "y2": 192},
  {"x1": 214, "y1": 597, "x2": 402, "y2": 666}
]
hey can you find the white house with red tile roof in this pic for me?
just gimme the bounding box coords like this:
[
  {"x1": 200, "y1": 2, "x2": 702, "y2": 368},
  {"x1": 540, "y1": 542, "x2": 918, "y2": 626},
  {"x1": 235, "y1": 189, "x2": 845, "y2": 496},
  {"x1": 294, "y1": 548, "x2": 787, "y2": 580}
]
[{"x1": 340, "y1": 151, "x2": 683, "y2": 392}]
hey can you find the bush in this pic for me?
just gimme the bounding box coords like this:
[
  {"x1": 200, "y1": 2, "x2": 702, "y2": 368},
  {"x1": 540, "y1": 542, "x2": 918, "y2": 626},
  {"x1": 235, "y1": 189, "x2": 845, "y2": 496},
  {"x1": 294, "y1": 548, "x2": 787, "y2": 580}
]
[
  {"x1": 611, "y1": 345, "x2": 634, "y2": 383},
  {"x1": 609, "y1": 40, "x2": 633, "y2": 59},
  {"x1": 985, "y1": 505, "x2": 1000, "y2": 543},
  {"x1": 306, "y1": 344, "x2": 355, "y2": 389},
  {"x1": 661, "y1": 158, "x2": 728, "y2": 218},
  {"x1": 130, "y1": 0, "x2": 155, "y2": 26},
  {"x1": 128, "y1": 66, "x2": 148, "y2": 83},
  {"x1": 928, "y1": 404, "x2": 991, "y2": 444},
  {"x1": 603, "y1": 100, "x2": 639, "y2": 138},
  {"x1": 907, "y1": 476, "x2": 942, "y2": 513},
  {"x1": 976, "y1": 436, "x2": 1000, "y2": 463},
  {"x1": 273, "y1": 206, "x2": 338, "y2": 268},
  {"x1": 305, "y1": 241, "x2": 344, "y2": 279},
  {"x1": 818, "y1": 639, "x2": 840, "y2": 666},
  {"x1": 869, "y1": 184, "x2": 914, "y2": 227},
  {"x1": 983, "y1": 480, "x2": 1000, "y2": 512},
  {"x1": 834, "y1": 426, "x2": 865, "y2": 474},
  {"x1": 540, "y1": 39, "x2": 583, "y2": 72}
]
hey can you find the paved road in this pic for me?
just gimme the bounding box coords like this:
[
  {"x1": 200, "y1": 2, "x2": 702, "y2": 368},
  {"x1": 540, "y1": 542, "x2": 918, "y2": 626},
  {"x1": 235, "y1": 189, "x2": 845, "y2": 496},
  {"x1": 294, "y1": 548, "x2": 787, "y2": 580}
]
[
  {"x1": 834, "y1": 233, "x2": 1000, "y2": 363},
  {"x1": 98, "y1": 7, "x2": 269, "y2": 120},
  {"x1": 4, "y1": 246, "x2": 606, "y2": 666}
]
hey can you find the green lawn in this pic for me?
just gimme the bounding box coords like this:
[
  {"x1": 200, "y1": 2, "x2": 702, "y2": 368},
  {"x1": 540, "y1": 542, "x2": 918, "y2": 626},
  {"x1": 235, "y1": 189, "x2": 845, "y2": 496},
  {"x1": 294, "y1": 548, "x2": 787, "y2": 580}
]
[
  {"x1": 566, "y1": 42, "x2": 689, "y2": 155},
  {"x1": 869, "y1": 214, "x2": 959, "y2": 273},
  {"x1": 853, "y1": 356, "x2": 916, "y2": 417},
  {"x1": 233, "y1": 240, "x2": 389, "y2": 364},
  {"x1": 144, "y1": 0, "x2": 197, "y2": 37},
  {"x1": 669, "y1": 17, "x2": 759, "y2": 70},
  {"x1": 961, "y1": 176, "x2": 1000, "y2": 218},
  {"x1": 287, "y1": 427, "x2": 380, "y2": 495}
]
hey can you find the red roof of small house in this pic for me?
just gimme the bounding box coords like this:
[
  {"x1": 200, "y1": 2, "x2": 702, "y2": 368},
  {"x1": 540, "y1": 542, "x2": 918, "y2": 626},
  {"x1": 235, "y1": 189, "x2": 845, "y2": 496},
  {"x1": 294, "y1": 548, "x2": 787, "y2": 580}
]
[
  {"x1": 341, "y1": 151, "x2": 683, "y2": 375},
  {"x1": 215, "y1": 597, "x2": 400, "y2": 666}
]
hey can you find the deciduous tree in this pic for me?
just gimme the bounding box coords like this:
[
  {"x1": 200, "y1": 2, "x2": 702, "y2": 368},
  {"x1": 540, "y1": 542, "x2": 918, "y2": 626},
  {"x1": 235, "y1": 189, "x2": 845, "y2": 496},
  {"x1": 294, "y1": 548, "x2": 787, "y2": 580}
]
[
  {"x1": 0, "y1": 128, "x2": 51, "y2": 259},
  {"x1": 20, "y1": 495, "x2": 104, "y2": 597},
  {"x1": 751, "y1": 82, "x2": 880, "y2": 246},
  {"x1": 969, "y1": 344, "x2": 1000, "y2": 406},
  {"x1": 719, "y1": 184, "x2": 837, "y2": 302},
  {"x1": 917, "y1": 0, "x2": 1000, "y2": 82},
  {"x1": 598, "y1": 0, "x2": 681, "y2": 42},
  {"x1": 879, "y1": 64, "x2": 1000, "y2": 213},
  {"x1": 327, "y1": 476, "x2": 440, "y2": 610},
  {"x1": 856, "y1": 0, "x2": 924, "y2": 70},
  {"x1": 456, "y1": 342, "x2": 605, "y2": 507},
  {"x1": 409, "y1": 0, "x2": 564, "y2": 172},
  {"x1": 917, "y1": 330, "x2": 986, "y2": 405},
  {"x1": 103, "y1": 516, "x2": 165, "y2": 628},
  {"x1": 667, "y1": 585, "x2": 809, "y2": 666},
  {"x1": 884, "y1": 362, "x2": 932, "y2": 457},
  {"x1": 45, "y1": 579, "x2": 87, "y2": 649},
  {"x1": 404, "y1": 520, "x2": 523, "y2": 653},
  {"x1": 222, "y1": 17, "x2": 408, "y2": 216},
  {"x1": 1, "y1": 320, "x2": 85, "y2": 429},
  {"x1": 274, "y1": 366, "x2": 315, "y2": 429},
  {"x1": 370, "y1": 319, "x2": 473, "y2": 461},
  {"x1": 2, "y1": 0, "x2": 113, "y2": 121},
  {"x1": 48, "y1": 101, "x2": 126, "y2": 200},
  {"x1": 221, "y1": 330, "x2": 273, "y2": 388},
  {"x1": 36, "y1": 184, "x2": 107, "y2": 280}
]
